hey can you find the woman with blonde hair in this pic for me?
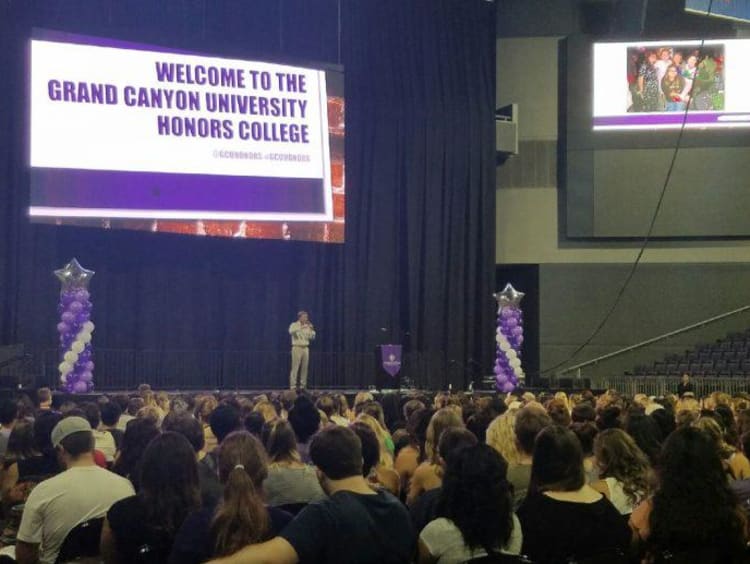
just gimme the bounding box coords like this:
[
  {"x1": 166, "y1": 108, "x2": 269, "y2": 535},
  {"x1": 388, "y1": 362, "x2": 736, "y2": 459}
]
[
  {"x1": 195, "y1": 395, "x2": 220, "y2": 452},
  {"x1": 355, "y1": 413, "x2": 394, "y2": 468},
  {"x1": 694, "y1": 416, "x2": 750, "y2": 479},
  {"x1": 252, "y1": 400, "x2": 278, "y2": 423},
  {"x1": 485, "y1": 410, "x2": 522, "y2": 466},
  {"x1": 407, "y1": 408, "x2": 464, "y2": 505},
  {"x1": 591, "y1": 428, "x2": 651, "y2": 515}
]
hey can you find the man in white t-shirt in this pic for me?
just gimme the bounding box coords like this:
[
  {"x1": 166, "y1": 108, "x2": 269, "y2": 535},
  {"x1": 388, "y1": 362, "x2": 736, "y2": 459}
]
[{"x1": 15, "y1": 416, "x2": 135, "y2": 564}]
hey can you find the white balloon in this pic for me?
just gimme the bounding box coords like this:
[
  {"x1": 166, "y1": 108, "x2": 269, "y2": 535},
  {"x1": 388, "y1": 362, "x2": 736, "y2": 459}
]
[
  {"x1": 59, "y1": 361, "x2": 73, "y2": 374},
  {"x1": 83, "y1": 321, "x2": 95, "y2": 333},
  {"x1": 510, "y1": 358, "x2": 521, "y2": 368},
  {"x1": 80, "y1": 333, "x2": 92, "y2": 344},
  {"x1": 506, "y1": 349, "x2": 517, "y2": 360},
  {"x1": 71, "y1": 341, "x2": 85, "y2": 354},
  {"x1": 499, "y1": 341, "x2": 511, "y2": 352},
  {"x1": 60, "y1": 374, "x2": 68, "y2": 383},
  {"x1": 64, "y1": 350, "x2": 78, "y2": 363}
]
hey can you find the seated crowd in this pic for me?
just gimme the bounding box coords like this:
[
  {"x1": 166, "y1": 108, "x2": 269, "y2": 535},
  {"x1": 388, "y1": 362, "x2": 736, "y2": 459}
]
[{"x1": 0, "y1": 385, "x2": 748, "y2": 563}]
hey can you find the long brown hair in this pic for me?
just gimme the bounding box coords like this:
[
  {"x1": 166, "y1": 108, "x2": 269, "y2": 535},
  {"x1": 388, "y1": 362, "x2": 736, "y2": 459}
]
[
  {"x1": 594, "y1": 428, "x2": 651, "y2": 506},
  {"x1": 210, "y1": 431, "x2": 271, "y2": 556}
]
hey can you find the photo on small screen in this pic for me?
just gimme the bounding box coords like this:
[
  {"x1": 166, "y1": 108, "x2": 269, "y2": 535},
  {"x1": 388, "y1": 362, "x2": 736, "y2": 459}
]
[{"x1": 625, "y1": 43, "x2": 725, "y2": 113}]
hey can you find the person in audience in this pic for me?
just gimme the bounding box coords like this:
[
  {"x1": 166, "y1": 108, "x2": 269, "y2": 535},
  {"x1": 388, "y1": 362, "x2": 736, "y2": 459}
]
[
  {"x1": 253, "y1": 400, "x2": 278, "y2": 423},
  {"x1": 163, "y1": 411, "x2": 222, "y2": 506},
  {"x1": 407, "y1": 408, "x2": 464, "y2": 505},
  {"x1": 1, "y1": 411, "x2": 62, "y2": 503},
  {"x1": 111, "y1": 417, "x2": 160, "y2": 489},
  {"x1": 171, "y1": 431, "x2": 293, "y2": 564},
  {"x1": 677, "y1": 373, "x2": 694, "y2": 397},
  {"x1": 2, "y1": 420, "x2": 34, "y2": 470},
  {"x1": 102, "y1": 432, "x2": 201, "y2": 563},
  {"x1": 355, "y1": 413, "x2": 395, "y2": 468},
  {"x1": 518, "y1": 425, "x2": 631, "y2": 563},
  {"x1": 507, "y1": 405, "x2": 552, "y2": 508},
  {"x1": 36, "y1": 387, "x2": 52, "y2": 413},
  {"x1": 395, "y1": 407, "x2": 433, "y2": 498},
  {"x1": 630, "y1": 426, "x2": 747, "y2": 561},
  {"x1": 156, "y1": 391, "x2": 171, "y2": 415},
  {"x1": 570, "y1": 421, "x2": 599, "y2": 483},
  {"x1": 82, "y1": 402, "x2": 117, "y2": 463},
  {"x1": 357, "y1": 402, "x2": 395, "y2": 455},
  {"x1": 287, "y1": 395, "x2": 321, "y2": 464},
  {"x1": 244, "y1": 412, "x2": 265, "y2": 438},
  {"x1": 410, "y1": 428, "x2": 478, "y2": 533},
  {"x1": 486, "y1": 409, "x2": 522, "y2": 466},
  {"x1": 591, "y1": 428, "x2": 651, "y2": 516},
  {"x1": 194, "y1": 395, "x2": 220, "y2": 453},
  {"x1": 546, "y1": 399, "x2": 571, "y2": 427},
  {"x1": 15, "y1": 416, "x2": 134, "y2": 564},
  {"x1": 624, "y1": 412, "x2": 662, "y2": 466},
  {"x1": 203, "y1": 404, "x2": 243, "y2": 473},
  {"x1": 0, "y1": 399, "x2": 18, "y2": 460},
  {"x1": 571, "y1": 402, "x2": 596, "y2": 424},
  {"x1": 350, "y1": 422, "x2": 399, "y2": 496},
  {"x1": 100, "y1": 401, "x2": 124, "y2": 451},
  {"x1": 694, "y1": 416, "x2": 750, "y2": 479},
  {"x1": 261, "y1": 418, "x2": 325, "y2": 508},
  {"x1": 206, "y1": 426, "x2": 414, "y2": 564},
  {"x1": 315, "y1": 395, "x2": 339, "y2": 425},
  {"x1": 715, "y1": 403, "x2": 738, "y2": 446},
  {"x1": 418, "y1": 444, "x2": 521, "y2": 563}
]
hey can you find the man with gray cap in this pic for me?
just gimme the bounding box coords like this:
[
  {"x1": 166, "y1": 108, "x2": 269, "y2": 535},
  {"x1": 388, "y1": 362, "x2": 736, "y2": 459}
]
[{"x1": 15, "y1": 416, "x2": 134, "y2": 564}]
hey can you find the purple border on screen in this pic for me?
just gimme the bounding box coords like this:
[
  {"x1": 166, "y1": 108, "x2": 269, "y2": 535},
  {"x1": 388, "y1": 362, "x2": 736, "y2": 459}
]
[{"x1": 594, "y1": 111, "x2": 750, "y2": 127}]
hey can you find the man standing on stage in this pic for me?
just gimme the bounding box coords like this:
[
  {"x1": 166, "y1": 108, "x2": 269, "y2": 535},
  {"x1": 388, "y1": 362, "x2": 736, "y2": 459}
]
[{"x1": 289, "y1": 311, "x2": 316, "y2": 389}]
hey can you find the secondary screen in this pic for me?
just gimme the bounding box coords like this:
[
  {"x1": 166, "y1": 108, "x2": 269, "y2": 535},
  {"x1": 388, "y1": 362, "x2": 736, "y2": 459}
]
[{"x1": 592, "y1": 39, "x2": 750, "y2": 130}]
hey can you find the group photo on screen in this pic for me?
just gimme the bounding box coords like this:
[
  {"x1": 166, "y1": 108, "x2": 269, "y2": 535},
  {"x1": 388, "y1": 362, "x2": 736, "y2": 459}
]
[{"x1": 626, "y1": 44, "x2": 724, "y2": 113}]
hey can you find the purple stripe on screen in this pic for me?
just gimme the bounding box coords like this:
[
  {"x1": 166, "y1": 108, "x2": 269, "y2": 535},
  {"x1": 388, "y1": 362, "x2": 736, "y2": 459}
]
[
  {"x1": 30, "y1": 169, "x2": 326, "y2": 214},
  {"x1": 594, "y1": 112, "x2": 750, "y2": 126}
]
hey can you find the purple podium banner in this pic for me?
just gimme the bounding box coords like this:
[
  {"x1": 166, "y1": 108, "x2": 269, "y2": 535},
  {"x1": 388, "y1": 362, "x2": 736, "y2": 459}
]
[{"x1": 381, "y1": 344, "x2": 402, "y2": 377}]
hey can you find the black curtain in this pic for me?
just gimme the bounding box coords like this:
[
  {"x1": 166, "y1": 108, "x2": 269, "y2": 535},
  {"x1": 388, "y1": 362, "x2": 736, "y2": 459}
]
[{"x1": 0, "y1": 0, "x2": 496, "y2": 389}]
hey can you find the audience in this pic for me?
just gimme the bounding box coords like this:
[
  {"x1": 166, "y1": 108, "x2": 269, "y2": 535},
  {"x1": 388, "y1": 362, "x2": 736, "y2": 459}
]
[
  {"x1": 207, "y1": 426, "x2": 415, "y2": 564},
  {"x1": 407, "y1": 408, "x2": 464, "y2": 505},
  {"x1": 111, "y1": 417, "x2": 160, "y2": 488},
  {"x1": 419, "y1": 443, "x2": 521, "y2": 563},
  {"x1": 591, "y1": 428, "x2": 651, "y2": 515},
  {"x1": 15, "y1": 416, "x2": 134, "y2": 564},
  {"x1": 102, "y1": 432, "x2": 200, "y2": 562},
  {"x1": 4, "y1": 383, "x2": 750, "y2": 563},
  {"x1": 170, "y1": 431, "x2": 293, "y2": 564},
  {"x1": 518, "y1": 425, "x2": 631, "y2": 563},
  {"x1": 261, "y1": 418, "x2": 325, "y2": 508},
  {"x1": 630, "y1": 426, "x2": 748, "y2": 561},
  {"x1": 0, "y1": 399, "x2": 18, "y2": 460},
  {"x1": 409, "y1": 427, "x2": 478, "y2": 533},
  {"x1": 507, "y1": 405, "x2": 552, "y2": 508}
]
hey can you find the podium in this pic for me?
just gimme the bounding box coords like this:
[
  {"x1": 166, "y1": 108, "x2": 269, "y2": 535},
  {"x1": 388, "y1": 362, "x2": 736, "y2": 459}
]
[{"x1": 374, "y1": 344, "x2": 402, "y2": 390}]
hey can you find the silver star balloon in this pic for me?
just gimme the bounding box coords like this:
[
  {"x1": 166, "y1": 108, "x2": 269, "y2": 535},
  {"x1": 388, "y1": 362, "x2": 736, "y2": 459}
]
[
  {"x1": 493, "y1": 283, "x2": 524, "y2": 309},
  {"x1": 54, "y1": 258, "x2": 95, "y2": 291}
]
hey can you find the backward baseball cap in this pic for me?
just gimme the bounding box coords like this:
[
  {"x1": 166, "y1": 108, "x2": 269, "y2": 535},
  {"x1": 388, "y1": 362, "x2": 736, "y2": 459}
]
[{"x1": 51, "y1": 416, "x2": 92, "y2": 448}]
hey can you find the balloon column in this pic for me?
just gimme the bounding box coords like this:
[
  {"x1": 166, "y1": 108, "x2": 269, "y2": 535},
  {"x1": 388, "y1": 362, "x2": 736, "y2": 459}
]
[
  {"x1": 493, "y1": 284, "x2": 525, "y2": 393},
  {"x1": 54, "y1": 259, "x2": 95, "y2": 393}
]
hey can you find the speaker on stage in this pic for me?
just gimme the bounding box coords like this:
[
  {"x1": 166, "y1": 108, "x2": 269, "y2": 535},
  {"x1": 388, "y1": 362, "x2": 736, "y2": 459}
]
[{"x1": 374, "y1": 345, "x2": 402, "y2": 390}]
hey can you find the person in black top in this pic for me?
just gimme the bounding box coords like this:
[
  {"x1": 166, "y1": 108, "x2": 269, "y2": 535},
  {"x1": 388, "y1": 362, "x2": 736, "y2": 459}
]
[
  {"x1": 677, "y1": 373, "x2": 694, "y2": 397},
  {"x1": 100, "y1": 401, "x2": 125, "y2": 451},
  {"x1": 410, "y1": 427, "x2": 478, "y2": 533},
  {"x1": 1, "y1": 411, "x2": 62, "y2": 504},
  {"x1": 206, "y1": 425, "x2": 415, "y2": 564},
  {"x1": 102, "y1": 432, "x2": 201, "y2": 563},
  {"x1": 170, "y1": 431, "x2": 292, "y2": 564},
  {"x1": 518, "y1": 425, "x2": 631, "y2": 563}
]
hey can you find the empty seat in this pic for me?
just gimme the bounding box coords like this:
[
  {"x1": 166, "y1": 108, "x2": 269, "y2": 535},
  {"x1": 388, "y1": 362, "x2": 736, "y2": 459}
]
[
  {"x1": 715, "y1": 360, "x2": 728, "y2": 371},
  {"x1": 654, "y1": 362, "x2": 666, "y2": 373},
  {"x1": 666, "y1": 364, "x2": 679, "y2": 375}
]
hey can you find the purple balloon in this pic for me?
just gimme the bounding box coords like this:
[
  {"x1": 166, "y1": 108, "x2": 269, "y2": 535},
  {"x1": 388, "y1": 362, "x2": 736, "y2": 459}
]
[
  {"x1": 85, "y1": 361, "x2": 95, "y2": 371},
  {"x1": 72, "y1": 381, "x2": 88, "y2": 393},
  {"x1": 61, "y1": 293, "x2": 75, "y2": 305},
  {"x1": 511, "y1": 326, "x2": 523, "y2": 337},
  {"x1": 74, "y1": 289, "x2": 90, "y2": 302},
  {"x1": 496, "y1": 374, "x2": 508, "y2": 385},
  {"x1": 506, "y1": 318, "x2": 518, "y2": 328},
  {"x1": 69, "y1": 301, "x2": 83, "y2": 313},
  {"x1": 80, "y1": 371, "x2": 93, "y2": 383},
  {"x1": 501, "y1": 381, "x2": 515, "y2": 393},
  {"x1": 56, "y1": 322, "x2": 69, "y2": 334},
  {"x1": 501, "y1": 308, "x2": 514, "y2": 319},
  {"x1": 61, "y1": 312, "x2": 75, "y2": 323},
  {"x1": 75, "y1": 311, "x2": 89, "y2": 324}
]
